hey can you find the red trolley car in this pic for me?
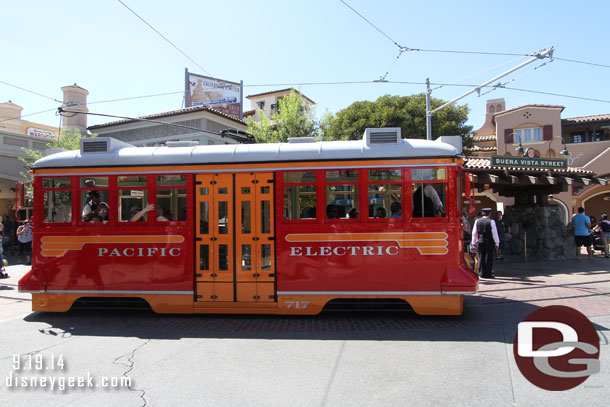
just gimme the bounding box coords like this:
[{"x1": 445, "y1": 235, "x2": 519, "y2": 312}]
[{"x1": 18, "y1": 128, "x2": 477, "y2": 315}]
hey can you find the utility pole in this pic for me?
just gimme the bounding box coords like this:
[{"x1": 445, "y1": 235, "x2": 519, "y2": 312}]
[
  {"x1": 425, "y1": 78, "x2": 432, "y2": 140},
  {"x1": 425, "y1": 46, "x2": 554, "y2": 140}
]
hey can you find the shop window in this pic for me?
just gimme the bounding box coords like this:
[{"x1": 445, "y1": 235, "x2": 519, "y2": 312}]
[
  {"x1": 515, "y1": 127, "x2": 542, "y2": 143},
  {"x1": 571, "y1": 132, "x2": 584, "y2": 143}
]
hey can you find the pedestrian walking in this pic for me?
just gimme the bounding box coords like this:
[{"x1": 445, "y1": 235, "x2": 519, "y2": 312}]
[
  {"x1": 471, "y1": 208, "x2": 500, "y2": 279},
  {"x1": 16, "y1": 220, "x2": 33, "y2": 265},
  {"x1": 0, "y1": 222, "x2": 8, "y2": 278},
  {"x1": 599, "y1": 213, "x2": 610, "y2": 258},
  {"x1": 494, "y1": 211, "x2": 510, "y2": 260},
  {"x1": 570, "y1": 207, "x2": 592, "y2": 259}
]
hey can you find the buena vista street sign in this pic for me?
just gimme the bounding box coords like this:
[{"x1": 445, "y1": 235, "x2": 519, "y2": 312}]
[{"x1": 491, "y1": 155, "x2": 568, "y2": 170}]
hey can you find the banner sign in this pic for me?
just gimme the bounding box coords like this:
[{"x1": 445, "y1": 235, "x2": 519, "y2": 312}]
[
  {"x1": 185, "y1": 69, "x2": 242, "y2": 120},
  {"x1": 26, "y1": 127, "x2": 56, "y2": 140},
  {"x1": 491, "y1": 155, "x2": 568, "y2": 170}
]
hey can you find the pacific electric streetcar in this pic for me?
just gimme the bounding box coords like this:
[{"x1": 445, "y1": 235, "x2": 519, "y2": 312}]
[{"x1": 18, "y1": 128, "x2": 477, "y2": 315}]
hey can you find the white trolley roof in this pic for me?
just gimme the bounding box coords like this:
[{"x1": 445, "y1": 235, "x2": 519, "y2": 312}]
[{"x1": 34, "y1": 128, "x2": 462, "y2": 170}]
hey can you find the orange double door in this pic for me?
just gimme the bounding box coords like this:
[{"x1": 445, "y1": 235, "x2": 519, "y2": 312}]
[{"x1": 195, "y1": 172, "x2": 276, "y2": 305}]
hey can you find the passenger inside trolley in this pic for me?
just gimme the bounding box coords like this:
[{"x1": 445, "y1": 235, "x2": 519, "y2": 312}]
[
  {"x1": 82, "y1": 190, "x2": 101, "y2": 222},
  {"x1": 390, "y1": 202, "x2": 402, "y2": 218},
  {"x1": 129, "y1": 203, "x2": 154, "y2": 222},
  {"x1": 326, "y1": 204, "x2": 339, "y2": 219},
  {"x1": 89, "y1": 203, "x2": 109, "y2": 224},
  {"x1": 375, "y1": 207, "x2": 387, "y2": 218}
]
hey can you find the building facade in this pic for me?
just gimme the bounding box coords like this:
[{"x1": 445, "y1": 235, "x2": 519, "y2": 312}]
[
  {"x1": 243, "y1": 88, "x2": 315, "y2": 123},
  {"x1": 467, "y1": 99, "x2": 609, "y2": 259},
  {"x1": 88, "y1": 106, "x2": 248, "y2": 146}
]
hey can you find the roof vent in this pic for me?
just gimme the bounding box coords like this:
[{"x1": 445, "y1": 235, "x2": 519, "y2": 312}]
[
  {"x1": 363, "y1": 128, "x2": 401, "y2": 146},
  {"x1": 288, "y1": 137, "x2": 316, "y2": 143},
  {"x1": 81, "y1": 137, "x2": 133, "y2": 154},
  {"x1": 166, "y1": 140, "x2": 200, "y2": 147}
]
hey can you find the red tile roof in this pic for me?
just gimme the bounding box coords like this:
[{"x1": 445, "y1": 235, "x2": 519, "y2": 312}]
[
  {"x1": 472, "y1": 135, "x2": 497, "y2": 142},
  {"x1": 471, "y1": 146, "x2": 497, "y2": 152},
  {"x1": 245, "y1": 88, "x2": 315, "y2": 105},
  {"x1": 562, "y1": 113, "x2": 610, "y2": 124}
]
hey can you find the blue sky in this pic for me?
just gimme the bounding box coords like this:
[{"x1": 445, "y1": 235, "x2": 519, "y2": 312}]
[{"x1": 2, "y1": 0, "x2": 609, "y2": 134}]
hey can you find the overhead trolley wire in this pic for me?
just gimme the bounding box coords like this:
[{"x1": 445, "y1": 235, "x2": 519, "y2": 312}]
[
  {"x1": 0, "y1": 108, "x2": 59, "y2": 124},
  {"x1": 338, "y1": 0, "x2": 403, "y2": 49},
  {"x1": 554, "y1": 57, "x2": 610, "y2": 69},
  {"x1": 117, "y1": 0, "x2": 212, "y2": 76},
  {"x1": 0, "y1": 80, "x2": 62, "y2": 103}
]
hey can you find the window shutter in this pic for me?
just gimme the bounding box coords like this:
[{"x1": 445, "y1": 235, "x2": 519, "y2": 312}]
[
  {"x1": 504, "y1": 128, "x2": 514, "y2": 144},
  {"x1": 543, "y1": 125, "x2": 553, "y2": 141}
]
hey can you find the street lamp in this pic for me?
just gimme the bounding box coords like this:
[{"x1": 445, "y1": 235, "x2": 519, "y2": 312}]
[
  {"x1": 503, "y1": 132, "x2": 525, "y2": 156},
  {"x1": 547, "y1": 136, "x2": 570, "y2": 157}
]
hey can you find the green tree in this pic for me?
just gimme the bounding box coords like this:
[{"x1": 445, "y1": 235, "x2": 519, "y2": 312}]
[
  {"x1": 247, "y1": 89, "x2": 317, "y2": 143},
  {"x1": 19, "y1": 129, "x2": 93, "y2": 182},
  {"x1": 326, "y1": 94, "x2": 473, "y2": 148}
]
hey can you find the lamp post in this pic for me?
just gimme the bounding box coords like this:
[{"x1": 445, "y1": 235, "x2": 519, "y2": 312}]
[
  {"x1": 503, "y1": 132, "x2": 525, "y2": 156},
  {"x1": 547, "y1": 136, "x2": 570, "y2": 157}
]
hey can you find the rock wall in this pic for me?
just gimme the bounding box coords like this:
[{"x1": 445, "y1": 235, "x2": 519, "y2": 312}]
[{"x1": 504, "y1": 206, "x2": 575, "y2": 260}]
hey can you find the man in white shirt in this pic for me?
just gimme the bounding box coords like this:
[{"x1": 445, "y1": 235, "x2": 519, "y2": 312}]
[
  {"x1": 424, "y1": 184, "x2": 444, "y2": 215},
  {"x1": 471, "y1": 208, "x2": 500, "y2": 278}
]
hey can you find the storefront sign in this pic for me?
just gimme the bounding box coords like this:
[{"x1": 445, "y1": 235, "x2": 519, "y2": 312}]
[
  {"x1": 491, "y1": 155, "x2": 568, "y2": 169},
  {"x1": 26, "y1": 127, "x2": 56, "y2": 140}
]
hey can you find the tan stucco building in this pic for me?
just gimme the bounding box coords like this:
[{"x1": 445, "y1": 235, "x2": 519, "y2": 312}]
[
  {"x1": 243, "y1": 88, "x2": 315, "y2": 123},
  {"x1": 469, "y1": 98, "x2": 609, "y2": 224}
]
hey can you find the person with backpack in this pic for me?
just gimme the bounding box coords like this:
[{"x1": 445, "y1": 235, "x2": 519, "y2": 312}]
[{"x1": 599, "y1": 213, "x2": 610, "y2": 258}]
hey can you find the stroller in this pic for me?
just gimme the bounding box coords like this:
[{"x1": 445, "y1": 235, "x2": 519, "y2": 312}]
[{"x1": 591, "y1": 230, "x2": 605, "y2": 254}]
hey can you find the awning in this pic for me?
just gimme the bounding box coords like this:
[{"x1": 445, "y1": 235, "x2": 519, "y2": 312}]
[{"x1": 464, "y1": 157, "x2": 608, "y2": 196}]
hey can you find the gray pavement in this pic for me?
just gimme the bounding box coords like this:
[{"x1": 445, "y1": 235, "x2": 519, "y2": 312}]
[{"x1": 0, "y1": 255, "x2": 609, "y2": 406}]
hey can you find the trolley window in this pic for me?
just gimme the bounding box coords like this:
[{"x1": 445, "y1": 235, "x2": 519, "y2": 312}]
[
  {"x1": 42, "y1": 177, "x2": 72, "y2": 223},
  {"x1": 155, "y1": 175, "x2": 187, "y2": 222},
  {"x1": 80, "y1": 176, "x2": 110, "y2": 223},
  {"x1": 283, "y1": 171, "x2": 317, "y2": 220},
  {"x1": 325, "y1": 170, "x2": 358, "y2": 220},
  {"x1": 118, "y1": 176, "x2": 148, "y2": 222},
  {"x1": 367, "y1": 169, "x2": 402, "y2": 220},
  {"x1": 412, "y1": 168, "x2": 446, "y2": 218}
]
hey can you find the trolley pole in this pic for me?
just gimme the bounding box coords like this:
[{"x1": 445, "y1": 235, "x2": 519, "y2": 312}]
[
  {"x1": 426, "y1": 78, "x2": 432, "y2": 140},
  {"x1": 425, "y1": 46, "x2": 554, "y2": 141}
]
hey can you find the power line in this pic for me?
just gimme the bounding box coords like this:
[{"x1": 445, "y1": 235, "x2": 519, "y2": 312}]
[
  {"x1": 502, "y1": 86, "x2": 610, "y2": 104},
  {"x1": 0, "y1": 108, "x2": 59, "y2": 124},
  {"x1": 0, "y1": 80, "x2": 62, "y2": 103},
  {"x1": 88, "y1": 91, "x2": 184, "y2": 106},
  {"x1": 338, "y1": 0, "x2": 403, "y2": 49},
  {"x1": 338, "y1": 0, "x2": 610, "y2": 69},
  {"x1": 117, "y1": 0, "x2": 212, "y2": 76},
  {"x1": 554, "y1": 57, "x2": 610, "y2": 69}
]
